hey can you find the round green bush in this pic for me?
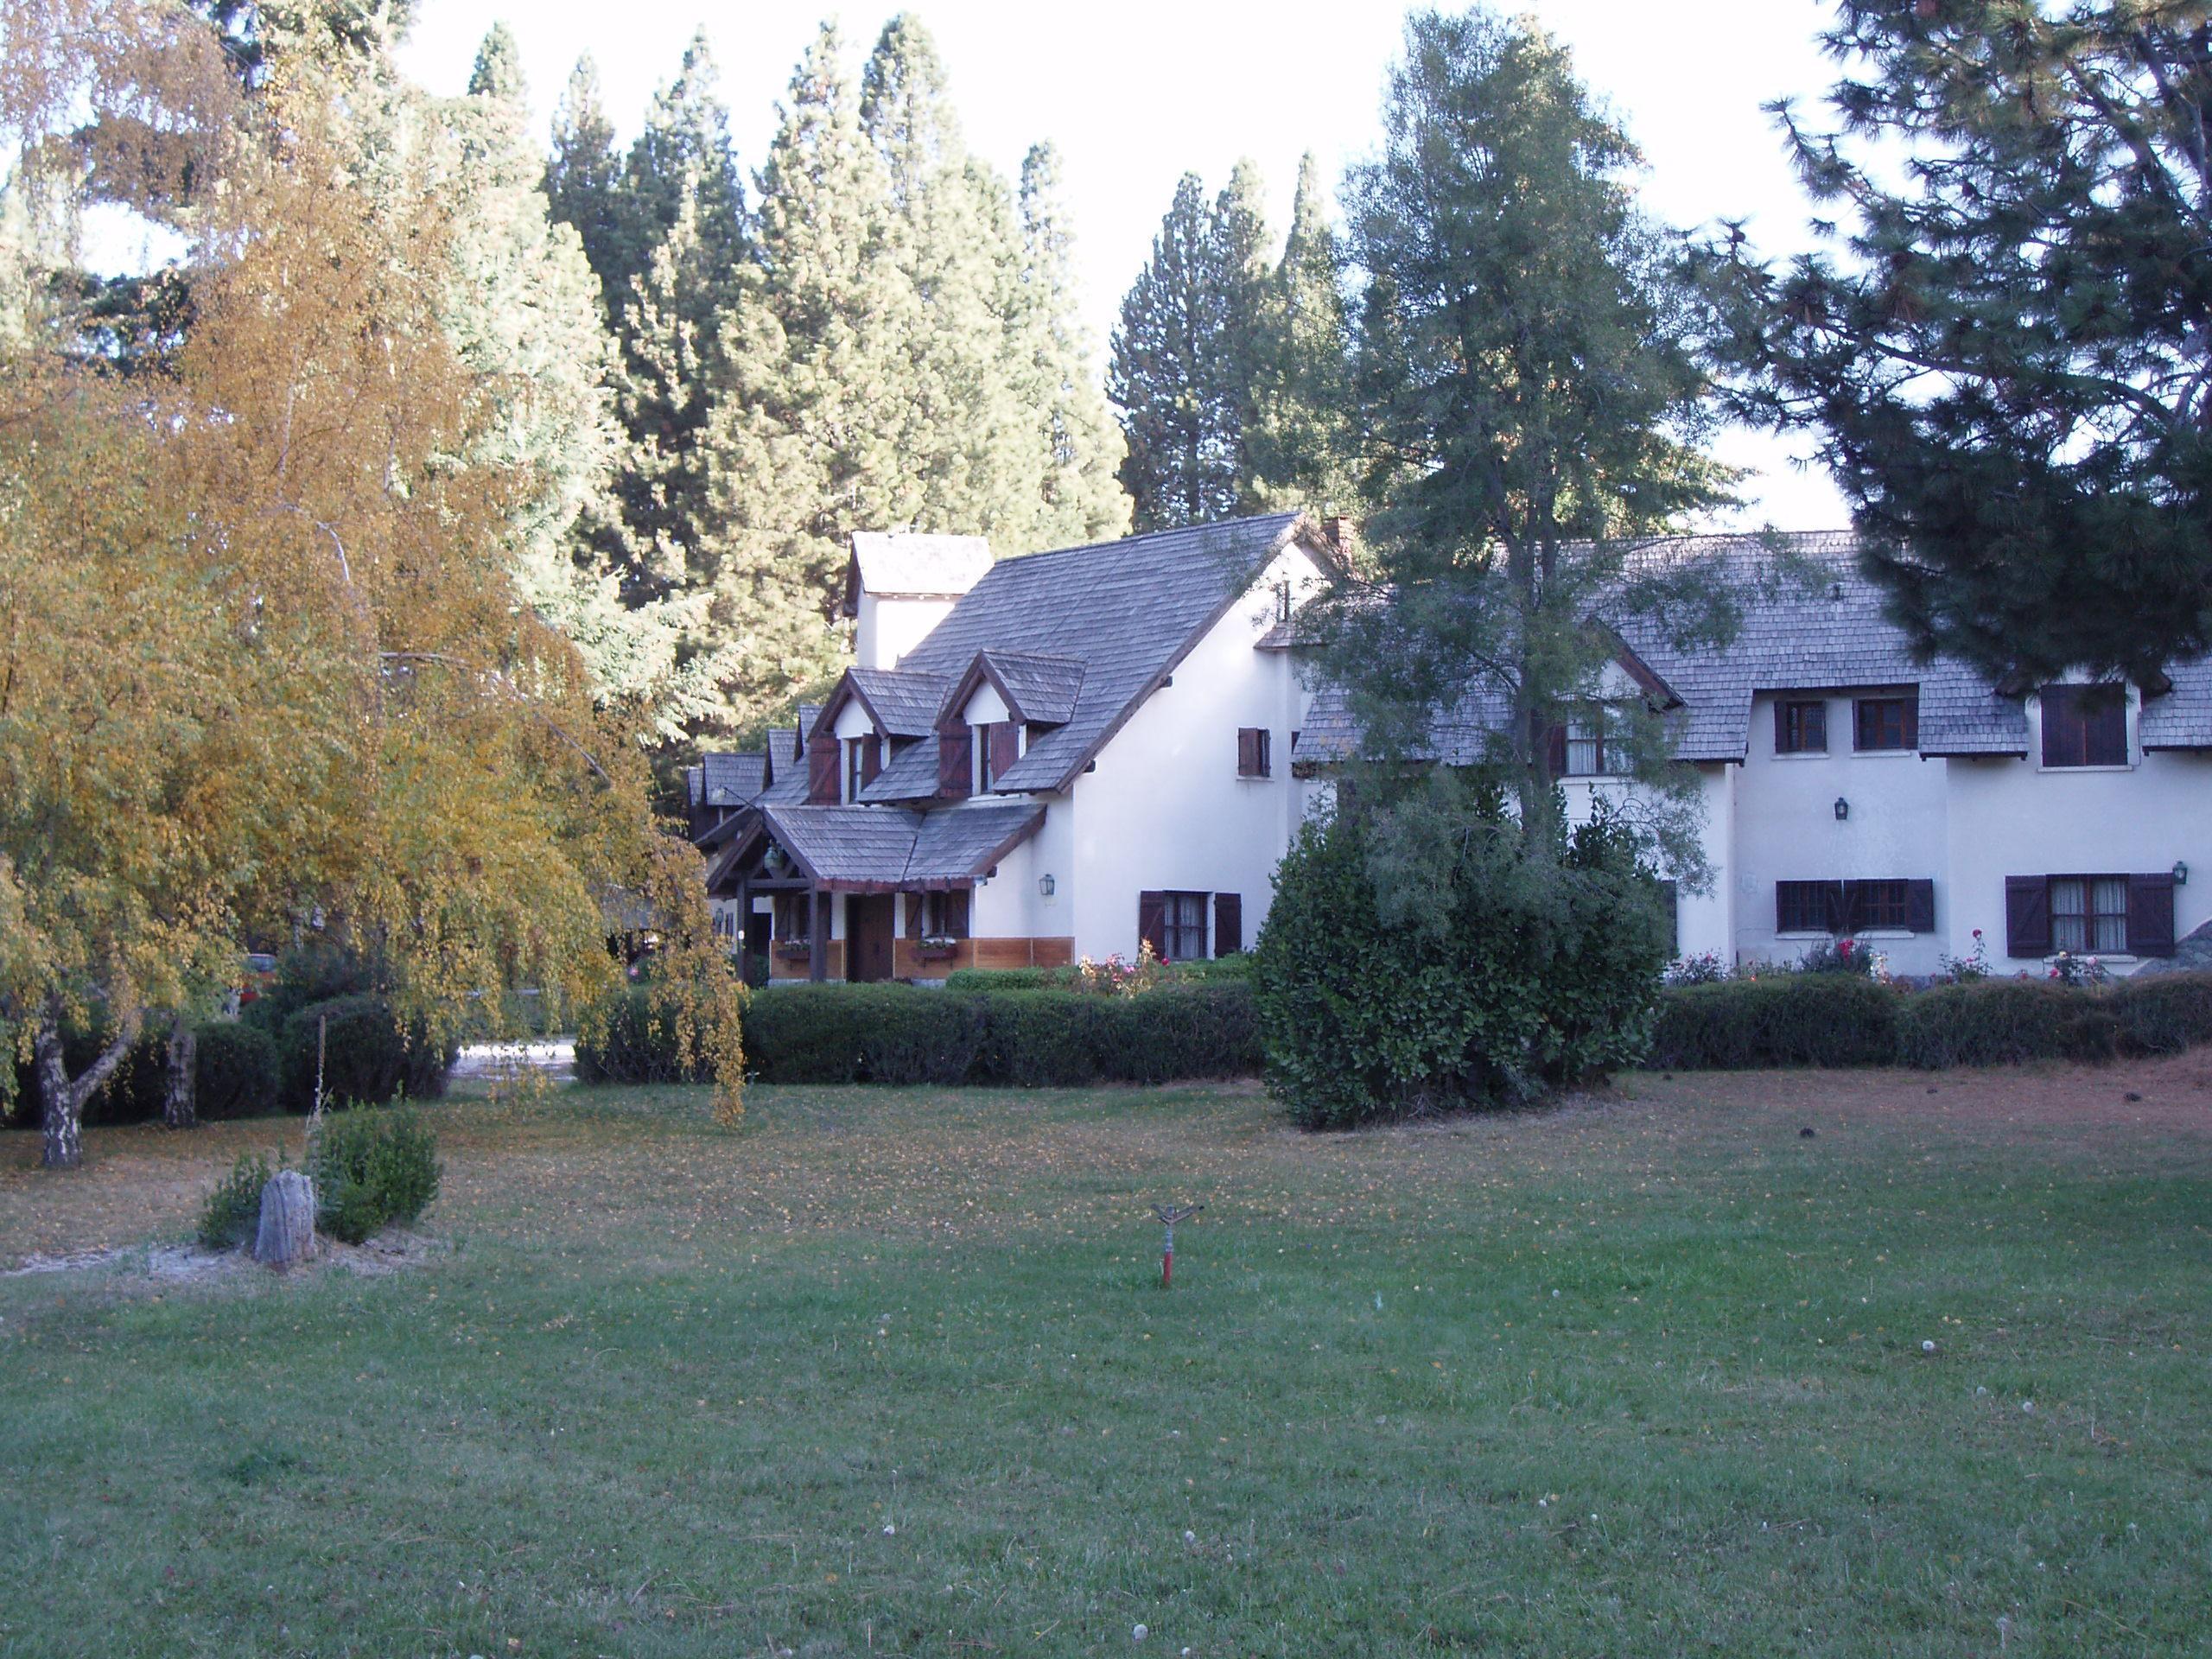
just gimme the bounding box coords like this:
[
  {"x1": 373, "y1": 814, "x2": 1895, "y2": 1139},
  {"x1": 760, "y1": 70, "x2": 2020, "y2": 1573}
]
[
  {"x1": 279, "y1": 995, "x2": 453, "y2": 1112},
  {"x1": 309, "y1": 1106, "x2": 442, "y2": 1243}
]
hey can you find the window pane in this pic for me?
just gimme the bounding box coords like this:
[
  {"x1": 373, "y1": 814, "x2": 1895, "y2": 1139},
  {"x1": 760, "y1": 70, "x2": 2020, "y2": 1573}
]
[
  {"x1": 2050, "y1": 877, "x2": 2086, "y2": 951},
  {"x1": 2092, "y1": 877, "x2": 2128, "y2": 952},
  {"x1": 1566, "y1": 719, "x2": 1599, "y2": 776}
]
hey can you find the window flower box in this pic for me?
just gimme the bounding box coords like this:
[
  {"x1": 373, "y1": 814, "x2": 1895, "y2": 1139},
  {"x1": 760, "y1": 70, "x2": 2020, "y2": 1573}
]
[
  {"x1": 773, "y1": 940, "x2": 813, "y2": 961},
  {"x1": 915, "y1": 937, "x2": 960, "y2": 962}
]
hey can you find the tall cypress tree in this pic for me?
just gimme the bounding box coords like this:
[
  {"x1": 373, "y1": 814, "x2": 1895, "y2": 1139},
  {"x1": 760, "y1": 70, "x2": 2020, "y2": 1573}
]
[
  {"x1": 1110, "y1": 173, "x2": 1232, "y2": 530},
  {"x1": 1249, "y1": 151, "x2": 1355, "y2": 512},
  {"x1": 1016, "y1": 142, "x2": 1130, "y2": 546},
  {"x1": 1211, "y1": 158, "x2": 1274, "y2": 508},
  {"x1": 544, "y1": 55, "x2": 630, "y2": 320}
]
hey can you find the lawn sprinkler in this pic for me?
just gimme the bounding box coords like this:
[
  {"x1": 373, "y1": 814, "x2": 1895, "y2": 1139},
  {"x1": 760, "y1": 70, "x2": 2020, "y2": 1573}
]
[{"x1": 1149, "y1": 1203, "x2": 1204, "y2": 1287}]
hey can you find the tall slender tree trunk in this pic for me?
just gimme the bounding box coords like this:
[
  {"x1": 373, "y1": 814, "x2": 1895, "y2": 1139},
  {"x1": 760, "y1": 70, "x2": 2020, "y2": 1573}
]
[{"x1": 164, "y1": 1013, "x2": 197, "y2": 1130}]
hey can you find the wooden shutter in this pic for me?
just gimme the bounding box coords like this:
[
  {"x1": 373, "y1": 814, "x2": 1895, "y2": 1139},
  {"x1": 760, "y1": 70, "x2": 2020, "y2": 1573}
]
[
  {"x1": 1236, "y1": 728, "x2": 1258, "y2": 776},
  {"x1": 861, "y1": 734, "x2": 882, "y2": 787},
  {"x1": 1904, "y1": 879, "x2": 1936, "y2": 934},
  {"x1": 1138, "y1": 891, "x2": 1167, "y2": 959},
  {"x1": 1545, "y1": 723, "x2": 1567, "y2": 777},
  {"x1": 988, "y1": 721, "x2": 1020, "y2": 785},
  {"x1": 1826, "y1": 880, "x2": 1858, "y2": 937},
  {"x1": 938, "y1": 728, "x2": 972, "y2": 798},
  {"x1": 1658, "y1": 879, "x2": 1679, "y2": 957},
  {"x1": 1773, "y1": 701, "x2": 1791, "y2": 754},
  {"x1": 2127, "y1": 872, "x2": 2177, "y2": 957},
  {"x1": 906, "y1": 891, "x2": 923, "y2": 940},
  {"x1": 946, "y1": 888, "x2": 970, "y2": 939},
  {"x1": 1214, "y1": 893, "x2": 1243, "y2": 957},
  {"x1": 806, "y1": 734, "x2": 839, "y2": 804},
  {"x1": 2005, "y1": 875, "x2": 2050, "y2": 958},
  {"x1": 1256, "y1": 728, "x2": 1271, "y2": 777}
]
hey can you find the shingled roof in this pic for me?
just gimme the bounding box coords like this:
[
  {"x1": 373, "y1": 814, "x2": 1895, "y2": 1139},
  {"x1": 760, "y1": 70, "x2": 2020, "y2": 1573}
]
[
  {"x1": 832, "y1": 666, "x2": 955, "y2": 739},
  {"x1": 1301, "y1": 531, "x2": 2212, "y2": 765},
  {"x1": 759, "y1": 801, "x2": 1044, "y2": 892},
  {"x1": 897, "y1": 512, "x2": 1319, "y2": 791}
]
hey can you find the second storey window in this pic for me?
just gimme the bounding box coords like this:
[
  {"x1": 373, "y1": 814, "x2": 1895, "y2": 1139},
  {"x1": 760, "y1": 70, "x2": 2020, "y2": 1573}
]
[
  {"x1": 2041, "y1": 684, "x2": 2127, "y2": 767},
  {"x1": 842, "y1": 734, "x2": 879, "y2": 803},
  {"x1": 1236, "y1": 727, "x2": 1271, "y2": 778},
  {"x1": 1853, "y1": 692, "x2": 1917, "y2": 752},
  {"x1": 1558, "y1": 707, "x2": 1635, "y2": 776},
  {"x1": 977, "y1": 721, "x2": 1020, "y2": 791},
  {"x1": 1775, "y1": 698, "x2": 1827, "y2": 754}
]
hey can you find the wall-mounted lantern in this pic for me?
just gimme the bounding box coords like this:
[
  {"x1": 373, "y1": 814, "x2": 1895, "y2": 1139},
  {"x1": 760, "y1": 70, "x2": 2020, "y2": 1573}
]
[
  {"x1": 2175, "y1": 861, "x2": 2190, "y2": 887},
  {"x1": 1834, "y1": 797, "x2": 1850, "y2": 822},
  {"x1": 1039, "y1": 874, "x2": 1056, "y2": 898}
]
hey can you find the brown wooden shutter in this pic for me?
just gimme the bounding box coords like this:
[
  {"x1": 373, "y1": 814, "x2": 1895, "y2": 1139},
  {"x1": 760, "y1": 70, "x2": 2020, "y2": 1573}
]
[
  {"x1": 946, "y1": 888, "x2": 970, "y2": 939},
  {"x1": 1901, "y1": 694, "x2": 1918, "y2": 750},
  {"x1": 906, "y1": 891, "x2": 923, "y2": 940},
  {"x1": 1138, "y1": 891, "x2": 1166, "y2": 959},
  {"x1": 1773, "y1": 700, "x2": 1790, "y2": 754},
  {"x1": 1658, "y1": 879, "x2": 1679, "y2": 957},
  {"x1": 1904, "y1": 879, "x2": 1936, "y2": 934},
  {"x1": 988, "y1": 721, "x2": 1020, "y2": 785},
  {"x1": 2005, "y1": 875, "x2": 2050, "y2": 957},
  {"x1": 1545, "y1": 723, "x2": 1567, "y2": 777},
  {"x1": 2127, "y1": 872, "x2": 2177, "y2": 957},
  {"x1": 1214, "y1": 893, "x2": 1243, "y2": 957},
  {"x1": 1827, "y1": 880, "x2": 1858, "y2": 936},
  {"x1": 938, "y1": 728, "x2": 972, "y2": 798},
  {"x1": 861, "y1": 734, "x2": 882, "y2": 786},
  {"x1": 806, "y1": 734, "x2": 839, "y2": 804},
  {"x1": 1236, "y1": 728, "x2": 1257, "y2": 776}
]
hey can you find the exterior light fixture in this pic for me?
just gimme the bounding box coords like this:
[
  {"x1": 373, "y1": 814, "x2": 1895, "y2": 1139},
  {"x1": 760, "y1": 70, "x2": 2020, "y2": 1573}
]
[
  {"x1": 1038, "y1": 873, "x2": 1056, "y2": 898},
  {"x1": 2175, "y1": 861, "x2": 2190, "y2": 887},
  {"x1": 1834, "y1": 797, "x2": 1850, "y2": 822}
]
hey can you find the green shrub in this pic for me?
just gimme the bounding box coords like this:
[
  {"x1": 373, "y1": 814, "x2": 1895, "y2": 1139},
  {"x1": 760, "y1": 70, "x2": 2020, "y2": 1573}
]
[
  {"x1": 1088, "y1": 985, "x2": 1260, "y2": 1083},
  {"x1": 196, "y1": 1150, "x2": 276, "y2": 1250},
  {"x1": 1251, "y1": 800, "x2": 1668, "y2": 1129},
  {"x1": 944, "y1": 967, "x2": 1058, "y2": 992},
  {"x1": 2112, "y1": 971, "x2": 2212, "y2": 1056},
  {"x1": 278, "y1": 995, "x2": 452, "y2": 1112},
  {"x1": 976, "y1": 991, "x2": 1105, "y2": 1086},
  {"x1": 241, "y1": 940, "x2": 375, "y2": 1036},
  {"x1": 574, "y1": 986, "x2": 715, "y2": 1084},
  {"x1": 742, "y1": 985, "x2": 991, "y2": 1085},
  {"x1": 310, "y1": 1106, "x2": 442, "y2": 1244},
  {"x1": 192, "y1": 1021, "x2": 282, "y2": 1119},
  {"x1": 1647, "y1": 975, "x2": 1902, "y2": 1071},
  {"x1": 1895, "y1": 979, "x2": 2085, "y2": 1068}
]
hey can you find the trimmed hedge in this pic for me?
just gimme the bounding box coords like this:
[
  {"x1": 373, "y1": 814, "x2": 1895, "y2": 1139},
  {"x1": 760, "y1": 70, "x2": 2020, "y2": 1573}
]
[
  {"x1": 277, "y1": 995, "x2": 453, "y2": 1111},
  {"x1": 1651, "y1": 969, "x2": 2212, "y2": 1071},
  {"x1": 1646, "y1": 976, "x2": 1902, "y2": 1071},
  {"x1": 575, "y1": 981, "x2": 1260, "y2": 1088},
  {"x1": 7, "y1": 1016, "x2": 283, "y2": 1128},
  {"x1": 943, "y1": 954, "x2": 1253, "y2": 994}
]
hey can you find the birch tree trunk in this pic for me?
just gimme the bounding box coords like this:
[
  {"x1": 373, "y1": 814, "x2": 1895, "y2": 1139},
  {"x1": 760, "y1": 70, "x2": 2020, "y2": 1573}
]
[
  {"x1": 33, "y1": 1006, "x2": 139, "y2": 1170},
  {"x1": 163, "y1": 1014, "x2": 197, "y2": 1130}
]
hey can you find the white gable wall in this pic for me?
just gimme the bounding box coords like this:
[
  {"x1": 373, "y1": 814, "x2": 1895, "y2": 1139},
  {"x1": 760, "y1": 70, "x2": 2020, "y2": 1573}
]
[{"x1": 855, "y1": 593, "x2": 961, "y2": 672}]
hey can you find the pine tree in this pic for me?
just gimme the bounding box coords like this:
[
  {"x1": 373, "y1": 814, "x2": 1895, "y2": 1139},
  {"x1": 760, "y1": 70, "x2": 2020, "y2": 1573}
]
[
  {"x1": 1110, "y1": 173, "x2": 1233, "y2": 530},
  {"x1": 544, "y1": 56, "x2": 630, "y2": 319},
  {"x1": 1210, "y1": 158, "x2": 1274, "y2": 508},
  {"x1": 1015, "y1": 143, "x2": 1129, "y2": 545},
  {"x1": 697, "y1": 22, "x2": 906, "y2": 734},
  {"x1": 465, "y1": 20, "x2": 523, "y2": 101},
  {"x1": 1703, "y1": 0, "x2": 2212, "y2": 688},
  {"x1": 1324, "y1": 8, "x2": 1729, "y2": 857},
  {"x1": 621, "y1": 28, "x2": 747, "y2": 313},
  {"x1": 1249, "y1": 151, "x2": 1355, "y2": 512}
]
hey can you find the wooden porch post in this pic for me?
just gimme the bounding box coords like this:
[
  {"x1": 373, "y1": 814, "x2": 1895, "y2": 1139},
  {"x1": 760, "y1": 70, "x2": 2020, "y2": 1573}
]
[{"x1": 809, "y1": 887, "x2": 828, "y2": 982}]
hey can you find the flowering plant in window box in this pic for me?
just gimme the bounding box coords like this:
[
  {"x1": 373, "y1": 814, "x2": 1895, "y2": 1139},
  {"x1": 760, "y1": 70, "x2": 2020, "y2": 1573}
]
[
  {"x1": 772, "y1": 939, "x2": 813, "y2": 961},
  {"x1": 2047, "y1": 950, "x2": 2108, "y2": 988},
  {"x1": 916, "y1": 936, "x2": 960, "y2": 961}
]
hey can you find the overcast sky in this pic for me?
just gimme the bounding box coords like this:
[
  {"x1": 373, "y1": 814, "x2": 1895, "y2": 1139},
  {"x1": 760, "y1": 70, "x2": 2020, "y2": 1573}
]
[{"x1": 385, "y1": 1, "x2": 1853, "y2": 531}]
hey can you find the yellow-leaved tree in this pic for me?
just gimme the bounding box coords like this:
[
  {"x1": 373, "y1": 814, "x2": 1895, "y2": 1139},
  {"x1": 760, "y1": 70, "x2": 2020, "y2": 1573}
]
[{"x1": 0, "y1": 2, "x2": 744, "y2": 1167}]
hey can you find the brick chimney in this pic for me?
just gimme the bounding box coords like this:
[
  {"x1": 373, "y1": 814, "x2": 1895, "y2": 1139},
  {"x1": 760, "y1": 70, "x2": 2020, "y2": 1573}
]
[{"x1": 1320, "y1": 514, "x2": 1358, "y2": 565}]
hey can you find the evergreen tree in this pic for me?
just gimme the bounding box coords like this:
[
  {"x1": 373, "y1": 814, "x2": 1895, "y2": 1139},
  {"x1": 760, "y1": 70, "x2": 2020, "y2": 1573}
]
[
  {"x1": 697, "y1": 22, "x2": 906, "y2": 734},
  {"x1": 1702, "y1": 0, "x2": 2212, "y2": 689},
  {"x1": 621, "y1": 28, "x2": 747, "y2": 315},
  {"x1": 465, "y1": 20, "x2": 523, "y2": 101},
  {"x1": 544, "y1": 55, "x2": 629, "y2": 319},
  {"x1": 1210, "y1": 158, "x2": 1274, "y2": 505},
  {"x1": 1248, "y1": 152, "x2": 1356, "y2": 512},
  {"x1": 1015, "y1": 143, "x2": 1130, "y2": 545},
  {"x1": 1110, "y1": 173, "x2": 1235, "y2": 530},
  {"x1": 1321, "y1": 8, "x2": 1731, "y2": 861}
]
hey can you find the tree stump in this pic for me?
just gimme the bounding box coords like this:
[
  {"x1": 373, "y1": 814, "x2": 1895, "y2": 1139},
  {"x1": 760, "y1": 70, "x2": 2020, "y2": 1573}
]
[{"x1": 253, "y1": 1170, "x2": 318, "y2": 1268}]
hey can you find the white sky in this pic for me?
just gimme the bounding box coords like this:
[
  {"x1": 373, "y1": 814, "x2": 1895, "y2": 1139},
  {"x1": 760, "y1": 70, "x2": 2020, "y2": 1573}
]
[{"x1": 372, "y1": 1, "x2": 1851, "y2": 531}]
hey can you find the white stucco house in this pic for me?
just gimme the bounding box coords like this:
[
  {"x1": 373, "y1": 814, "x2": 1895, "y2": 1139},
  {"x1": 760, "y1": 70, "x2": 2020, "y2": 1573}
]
[
  {"x1": 1300, "y1": 529, "x2": 2212, "y2": 979},
  {"x1": 692, "y1": 513, "x2": 1338, "y2": 981}
]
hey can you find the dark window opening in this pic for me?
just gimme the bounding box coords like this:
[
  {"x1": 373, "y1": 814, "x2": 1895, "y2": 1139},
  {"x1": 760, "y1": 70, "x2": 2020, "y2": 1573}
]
[
  {"x1": 1777, "y1": 877, "x2": 1933, "y2": 935},
  {"x1": 1853, "y1": 693, "x2": 1917, "y2": 752},
  {"x1": 2040, "y1": 684, "x2": 2127, "y2": 767},
  {"x1": 1776, "y1": 698, "x2": 1827, "y2": 754},
  {"x1": 1776, "y1": 880, "x2": 1831, "y2": 934}
]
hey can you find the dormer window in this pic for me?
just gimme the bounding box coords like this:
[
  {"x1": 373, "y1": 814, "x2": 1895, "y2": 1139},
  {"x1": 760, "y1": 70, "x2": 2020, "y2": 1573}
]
[
  {"x1": 2040, "y1": 683, "x2": 2127, "y2": 767},
  {"x1": 1853, "y1": 692, "x2": 1916, "y2": 752},
  {"x1": 1775, "y1": 698, "x2": 1827, "y2": 754},
  {"x1": 976, "y1": 721, "x2": 1020, "y2": 791},
  {"x1": 842, "y1": 734, "x2": 880, "y2": 803}
]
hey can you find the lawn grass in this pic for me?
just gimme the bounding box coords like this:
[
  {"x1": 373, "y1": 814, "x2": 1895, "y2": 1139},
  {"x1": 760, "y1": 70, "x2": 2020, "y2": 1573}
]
[{"x1": 3, "y1": 1059, "x2": 2210, "y2": 1656}]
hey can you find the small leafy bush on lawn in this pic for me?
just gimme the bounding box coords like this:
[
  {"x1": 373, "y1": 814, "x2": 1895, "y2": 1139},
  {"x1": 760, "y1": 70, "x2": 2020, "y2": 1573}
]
[
  {"x1": 310, "y1": 1107, "x2": 442, "y2": 1244},
  {"x1": 197, "y1": 1150, "x2": 277, "y2": 1249}
]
